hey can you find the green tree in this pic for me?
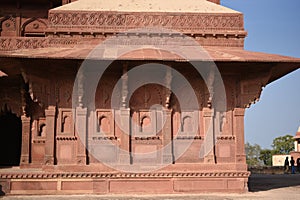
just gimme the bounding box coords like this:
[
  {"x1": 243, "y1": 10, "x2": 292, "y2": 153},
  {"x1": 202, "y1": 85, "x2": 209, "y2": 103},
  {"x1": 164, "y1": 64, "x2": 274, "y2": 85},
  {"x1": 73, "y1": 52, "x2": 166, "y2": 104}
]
[
  {"x1": 272, "y1": 134, "x2": 294, "y2": 155},
  {"x1": 259, "y1": 149, "x2": 273, "y2": 166},
  {"x1": 245, "y1": 142, "x2": 262, "y2": 166}
]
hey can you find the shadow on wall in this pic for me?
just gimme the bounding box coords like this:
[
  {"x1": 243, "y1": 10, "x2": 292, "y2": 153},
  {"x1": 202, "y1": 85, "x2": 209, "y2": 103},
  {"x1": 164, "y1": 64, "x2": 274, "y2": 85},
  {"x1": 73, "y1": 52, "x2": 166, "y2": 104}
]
[
  {"x1": 0, "y1": 109, "x2": 22, "y2": 166},
  {"x1": 0, "y1": 185, "x2": 5, "y2": 196}
]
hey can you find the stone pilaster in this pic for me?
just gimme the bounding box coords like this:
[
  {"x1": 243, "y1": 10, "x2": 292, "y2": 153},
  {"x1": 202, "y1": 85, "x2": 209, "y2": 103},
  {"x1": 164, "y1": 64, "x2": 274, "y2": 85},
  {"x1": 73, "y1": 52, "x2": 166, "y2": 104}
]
[
  {"x1": 20, "y1": 115, "x2": 31, "y2": 165},
  {"x1": 203, "y1": 108, "x2": 216, "y2": 163},
  {"x1": 119, "y1": 108, "x2": 131, "y2": 164},
  {"x1": 233, "y1": 108, "x2": 246, "y2": 164},
  {"x1": 162, "y1": 109, "x2": 173, "y2": 164},
  {"x1": 76, "y1": 107, "x2": 87, "y2": 165},
  {"x1": 44, "y1": 106, "x2": 56, "y2": 165},
  {"x1": 118, "y1": 62, "x2": 130, "y2": 164}
]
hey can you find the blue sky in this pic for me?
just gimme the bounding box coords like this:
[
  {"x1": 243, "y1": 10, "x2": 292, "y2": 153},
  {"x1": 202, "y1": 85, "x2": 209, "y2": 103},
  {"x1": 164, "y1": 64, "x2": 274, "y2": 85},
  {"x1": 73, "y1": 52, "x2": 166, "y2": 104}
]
[{"x1": 221, "y1": 0, "x2": 300, "y2": 148}]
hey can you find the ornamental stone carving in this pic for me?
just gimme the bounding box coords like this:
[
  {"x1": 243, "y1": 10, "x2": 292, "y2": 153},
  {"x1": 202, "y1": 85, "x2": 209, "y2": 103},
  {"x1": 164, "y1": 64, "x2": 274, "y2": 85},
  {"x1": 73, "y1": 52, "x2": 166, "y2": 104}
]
[{"x1": 48, "y1": 12, "x2": 244, "y2": 32}]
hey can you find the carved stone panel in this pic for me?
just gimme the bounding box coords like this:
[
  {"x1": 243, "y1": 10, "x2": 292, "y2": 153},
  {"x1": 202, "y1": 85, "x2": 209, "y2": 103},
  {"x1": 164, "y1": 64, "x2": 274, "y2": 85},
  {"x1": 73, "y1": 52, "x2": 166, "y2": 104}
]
[
  {"x1": 21, "y1": 18, "x2": 47, "y2": 37},
  {"x1": 95, "y1": 109, "x2": 115, "y2": 137},
  {"x1": 57, "y1": 109, "x2": 74, "y2": 135},
  {"x1": 0, "y1": 16, "x2": 16, "y2": 37}
]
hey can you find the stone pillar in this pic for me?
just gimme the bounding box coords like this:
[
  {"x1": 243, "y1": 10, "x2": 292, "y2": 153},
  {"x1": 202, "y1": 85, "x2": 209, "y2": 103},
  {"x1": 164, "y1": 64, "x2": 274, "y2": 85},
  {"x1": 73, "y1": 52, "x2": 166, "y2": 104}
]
[
  {"x1": 233, "y1": 108, "x2": 246, "y2": 164},
  {"x1": 162, "y1": 109, "x2": 173, "y2": 164},
  {"x1": 44, "y1": 106, "x2": 56, "y2": 165},
  {"x1": 76, "y1": 107, "x2": 87, "y2": 165},
  {"x1": 118, "y1": 62, "x2": 130, "y2": 164},
  {"x1": 20, "y1": 115, "x2": 31, "y2": 165},
  {"x1": 119, "y1": 108, "x2": 131, "y2": 164},
  {"x1": 203, "y1": 108, "x2": 216, "y2": 163}
]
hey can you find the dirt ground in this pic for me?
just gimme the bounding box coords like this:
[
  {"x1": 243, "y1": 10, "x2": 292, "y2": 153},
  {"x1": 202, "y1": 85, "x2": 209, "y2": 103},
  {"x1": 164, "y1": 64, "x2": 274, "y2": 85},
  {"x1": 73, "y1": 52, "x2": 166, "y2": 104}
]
[{"x1": 1, "y1": 174, "x2": 300, "y2": 200}]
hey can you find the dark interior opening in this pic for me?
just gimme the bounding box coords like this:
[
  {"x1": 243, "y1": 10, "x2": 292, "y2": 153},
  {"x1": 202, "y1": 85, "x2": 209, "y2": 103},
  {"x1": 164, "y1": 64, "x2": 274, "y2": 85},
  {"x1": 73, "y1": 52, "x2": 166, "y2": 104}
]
[{"x1": 0, "y1": 109, "x2": 22, "y2": 166}]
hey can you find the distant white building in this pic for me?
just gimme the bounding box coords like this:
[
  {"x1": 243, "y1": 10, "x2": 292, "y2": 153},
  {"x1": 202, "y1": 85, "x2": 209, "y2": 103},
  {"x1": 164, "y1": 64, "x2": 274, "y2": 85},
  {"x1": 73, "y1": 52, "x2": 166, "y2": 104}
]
[
  {"x1": 272, "y1": 155, "x2": 291, "y2": 166},
  {"x1": 291, "y1": 126, "x2": 300, "y2": 164},
  {"x1": 272, "y1": 127, "x2": 300, "y2": 166},
  {"x1": 293, "y1": 126, "x2": 300, "y2": 151}
]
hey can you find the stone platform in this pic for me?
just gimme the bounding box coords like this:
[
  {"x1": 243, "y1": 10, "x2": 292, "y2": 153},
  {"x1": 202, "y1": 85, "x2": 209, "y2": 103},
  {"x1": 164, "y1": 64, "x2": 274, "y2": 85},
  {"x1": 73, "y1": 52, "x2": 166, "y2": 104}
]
[
  {"x1": 0, "y1": 167, "x2": 249, "y2": 195},
  {"x1": 1, "y1": 174, "x2": 300, "y2": 200}
]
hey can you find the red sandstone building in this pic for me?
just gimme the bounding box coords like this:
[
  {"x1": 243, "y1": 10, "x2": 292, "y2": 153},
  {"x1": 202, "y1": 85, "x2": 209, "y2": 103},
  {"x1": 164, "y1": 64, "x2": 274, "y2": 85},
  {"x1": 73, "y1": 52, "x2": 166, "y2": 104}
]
[{"x1": 0, "y1": 0, "x2": 300, "y2": 194}]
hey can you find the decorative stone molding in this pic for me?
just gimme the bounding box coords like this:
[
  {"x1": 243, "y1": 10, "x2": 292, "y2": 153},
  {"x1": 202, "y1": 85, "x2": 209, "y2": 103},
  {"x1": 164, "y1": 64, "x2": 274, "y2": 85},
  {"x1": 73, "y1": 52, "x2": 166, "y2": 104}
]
[
  {"x1": 56, "y1": 136, "x2": 77, "y2": 141},
  {"x1": 0, "y1": 37, "x2": 80, "y2": 51},
  {"x1": 0, "y1": 171, "x2": 250, "y2": 179},
  {"x1": 134, "y1": 136, "x2": 160, "y2": 140},
  {"x1": 48, "y1": 38, "x2": 78, "y2": 46},
  {"x1": 48, "y1": 12, "x2": 243, "y2": 30},
  {"x1": 0, "y1": 34, "x2": 244, "y2": 52},
  {"x1": 91, "y1": 136, "x2": 117, "y2": 140},
  {"x1": 32, "y1": 139, "x2": 46, "y2": 144},
  {"x1": 0, "y1": 38, "x2": 47, "y2": 50},
  {"x1": 176, "y1": 136, "x2": 202, "y2": 140},
  {"x1": 217, "y1": 135, "x2": 235, "y2": 140}
]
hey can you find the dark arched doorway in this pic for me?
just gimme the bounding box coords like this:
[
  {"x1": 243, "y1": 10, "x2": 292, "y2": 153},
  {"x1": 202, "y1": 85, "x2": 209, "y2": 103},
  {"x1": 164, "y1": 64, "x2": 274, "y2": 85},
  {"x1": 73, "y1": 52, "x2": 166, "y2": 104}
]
[{"x1": 0, "y1": 108, "x2": 22, "y2": 166}]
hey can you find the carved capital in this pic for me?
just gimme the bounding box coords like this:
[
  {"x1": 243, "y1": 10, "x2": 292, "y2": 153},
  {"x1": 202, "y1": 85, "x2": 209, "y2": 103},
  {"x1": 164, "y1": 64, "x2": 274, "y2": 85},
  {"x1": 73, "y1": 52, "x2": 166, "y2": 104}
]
[
  {"x1": 45, "y1": 106, "x2": 56, "y2": 117},
  {"x1": 233, "y1": 108, "x2": 245, "y2": 117},
  {"x1": 203, "y1": 108, "x2": 214, "y2": 117}
]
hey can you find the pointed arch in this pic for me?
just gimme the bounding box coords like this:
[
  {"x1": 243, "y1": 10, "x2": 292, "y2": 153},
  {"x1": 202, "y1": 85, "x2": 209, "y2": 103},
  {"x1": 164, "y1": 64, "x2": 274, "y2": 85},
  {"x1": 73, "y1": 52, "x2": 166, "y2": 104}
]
[
  {"x1": 181, "y1": 116, "x2": 193, "y2": 133},
  {"x1": 38, "y1": 123, "x2": 46, "y2": 137},
  {"x1": 140, "y1": 115, "x2": 152, "y2": 133},
  {"x1": 61, "y1": 115, "x2": 72, "y2": 133}
]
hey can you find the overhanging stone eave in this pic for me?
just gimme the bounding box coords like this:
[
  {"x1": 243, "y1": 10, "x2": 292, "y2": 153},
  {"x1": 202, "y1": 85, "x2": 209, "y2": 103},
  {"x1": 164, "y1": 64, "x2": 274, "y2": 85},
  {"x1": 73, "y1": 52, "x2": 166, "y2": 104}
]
[
  {"x1": 1, "y1": 48, "x2": 300, "y2": 64},
  {"x1": 267, "y1": 62, "x2": 300, "y2": 84}
]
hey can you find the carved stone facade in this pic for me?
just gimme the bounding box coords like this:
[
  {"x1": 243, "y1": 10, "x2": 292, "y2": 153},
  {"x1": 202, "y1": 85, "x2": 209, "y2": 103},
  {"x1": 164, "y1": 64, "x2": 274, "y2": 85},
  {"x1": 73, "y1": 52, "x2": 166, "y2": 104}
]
[{"x1": 0, "y1": 0, "x2": 299, "y2": 195}]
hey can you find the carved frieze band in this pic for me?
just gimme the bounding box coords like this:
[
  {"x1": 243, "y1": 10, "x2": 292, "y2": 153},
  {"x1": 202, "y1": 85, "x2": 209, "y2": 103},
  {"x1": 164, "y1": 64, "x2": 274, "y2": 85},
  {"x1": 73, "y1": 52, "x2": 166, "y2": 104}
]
[
  {"x1": 134, "y1": 136, "x2": 160, "y2": 140},
  {"x1": 91, "y1": 136, "x2": 117, "y2": 140},
  {"x1": 176, "y1": 136, "x2": 203, "y2": 140},
  {"x1": 0, "y1": 171, "x2": 250, "y2": 179},
  {"x1": 56, "y1": 136, "x2": 77, "y2": 141},
  {"x1": 0, "y1": 38, "x2": 47, "y2": 50},
  {"x1": 217, "y1": 135, "x2": 235, "y2": 140},
  {"x1": 32, "y1": 139, "x2": 46, "y2": 144},
  {"x1": 0, "y1": 37, "x2": 78, "y2": 51},
  {"x1": 48, "y1": 12, "x2": 244, "y2": 32}
]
